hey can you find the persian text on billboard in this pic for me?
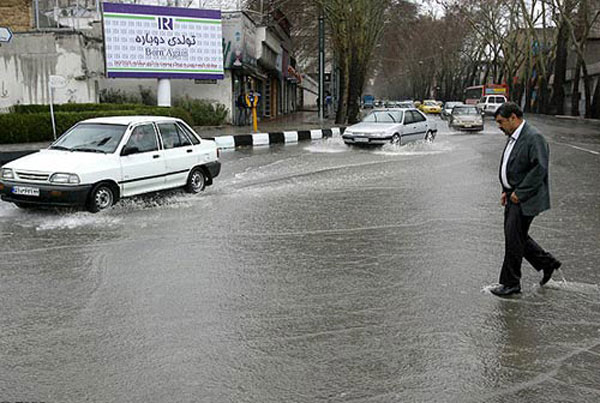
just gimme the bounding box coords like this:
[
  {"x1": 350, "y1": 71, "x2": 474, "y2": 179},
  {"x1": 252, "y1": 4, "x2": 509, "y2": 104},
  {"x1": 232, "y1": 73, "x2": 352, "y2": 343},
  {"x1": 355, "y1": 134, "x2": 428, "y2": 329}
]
[{"x1": 102, "y1": 2, "x2": 224, "y2": 79}]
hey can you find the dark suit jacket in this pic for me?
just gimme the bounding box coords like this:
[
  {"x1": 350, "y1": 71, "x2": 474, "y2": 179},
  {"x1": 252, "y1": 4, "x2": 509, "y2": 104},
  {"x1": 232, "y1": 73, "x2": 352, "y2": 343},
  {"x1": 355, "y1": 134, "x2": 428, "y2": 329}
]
[{"x1": 500, "y1": 121, "x2": 551, "y2": 216}]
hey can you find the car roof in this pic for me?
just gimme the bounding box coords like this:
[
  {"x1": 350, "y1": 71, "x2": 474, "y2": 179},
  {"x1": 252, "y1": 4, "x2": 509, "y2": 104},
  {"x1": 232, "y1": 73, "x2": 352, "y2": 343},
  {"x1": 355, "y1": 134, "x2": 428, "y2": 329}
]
[{"x1": 80, "y1": 116, "x2": 181, "y2": 125}]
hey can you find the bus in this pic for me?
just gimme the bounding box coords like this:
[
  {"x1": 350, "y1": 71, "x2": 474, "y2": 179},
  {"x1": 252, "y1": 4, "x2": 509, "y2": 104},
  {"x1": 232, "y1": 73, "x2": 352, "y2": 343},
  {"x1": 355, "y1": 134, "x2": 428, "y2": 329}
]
[{"x1": 464, "y1": 84, "x2": 508, "y2": 105}]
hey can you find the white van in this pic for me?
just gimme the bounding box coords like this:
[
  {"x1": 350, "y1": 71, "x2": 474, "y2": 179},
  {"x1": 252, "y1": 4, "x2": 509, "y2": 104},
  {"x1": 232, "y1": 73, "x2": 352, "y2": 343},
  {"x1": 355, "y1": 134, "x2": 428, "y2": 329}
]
[{"x1": 477, "y1": 95, "x2": 507, "y2": 115}]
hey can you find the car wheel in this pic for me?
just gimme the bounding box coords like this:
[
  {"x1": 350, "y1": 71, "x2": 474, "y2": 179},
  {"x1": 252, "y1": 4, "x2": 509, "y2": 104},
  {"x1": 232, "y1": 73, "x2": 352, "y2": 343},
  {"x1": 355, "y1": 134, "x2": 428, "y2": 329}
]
[
  {"x1": 425, "y1": 130, "x2": 435, "y2": 142},
  {"x1": 87, "y1": 183, "x2": 115, "y2": 213},
  {"x1": 391, "y1": 133, "x2": 401, "y2": 145},
  {"x1": 185, "y1": 167, "x2": 206, "y2": 194}
]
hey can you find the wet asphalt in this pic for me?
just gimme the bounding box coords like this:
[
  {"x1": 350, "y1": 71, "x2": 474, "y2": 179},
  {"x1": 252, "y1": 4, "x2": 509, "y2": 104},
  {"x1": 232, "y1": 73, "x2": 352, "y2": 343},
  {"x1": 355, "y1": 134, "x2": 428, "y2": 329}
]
[{"x1": 0, "y1": 115, "x2": 599, "y2": 402}]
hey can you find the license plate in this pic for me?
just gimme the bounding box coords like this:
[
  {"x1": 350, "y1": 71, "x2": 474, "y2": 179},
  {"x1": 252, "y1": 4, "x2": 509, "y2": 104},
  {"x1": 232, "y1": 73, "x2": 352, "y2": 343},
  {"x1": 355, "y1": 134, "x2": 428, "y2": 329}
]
[
  {"x1": 464, "y1": 124, "x2": 472, "y2": 127},
  {"x1": 354, "y1": 137, "x2": 369, "y2": 143},
  {"x1": 12, "y1": 186, "x2": 40, "y2": 197}
]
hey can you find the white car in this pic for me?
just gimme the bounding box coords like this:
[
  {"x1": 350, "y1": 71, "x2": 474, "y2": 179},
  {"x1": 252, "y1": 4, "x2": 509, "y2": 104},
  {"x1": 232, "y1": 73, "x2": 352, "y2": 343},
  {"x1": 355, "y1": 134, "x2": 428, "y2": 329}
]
[
  {"x1": 477, "y1": 95, "x2": 507, "y2": 115},
  {"x1": 0, "y1": 116, "x2": 221, "y2": 212},
  {"x1": 342, "y1": 108, "x2": 437, "y2": 146}
]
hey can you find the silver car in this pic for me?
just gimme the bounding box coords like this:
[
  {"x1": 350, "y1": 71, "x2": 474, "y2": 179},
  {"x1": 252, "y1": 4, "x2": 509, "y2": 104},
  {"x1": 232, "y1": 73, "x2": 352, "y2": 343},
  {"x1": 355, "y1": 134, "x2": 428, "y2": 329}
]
[
  {"x1": 448, "y1": 105, "x2": 484, "y2": 131},
  {"x1": 441, "y1": 101, "x2": 464, "y2": 120},
  {"x1": 342, "y1": 108, "x2": 437, "y2": 146}
]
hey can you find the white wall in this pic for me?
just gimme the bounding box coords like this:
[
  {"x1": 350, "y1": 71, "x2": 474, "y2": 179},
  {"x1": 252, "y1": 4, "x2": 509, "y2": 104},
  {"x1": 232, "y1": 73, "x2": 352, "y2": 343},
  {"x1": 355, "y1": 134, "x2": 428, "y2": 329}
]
[
  {"x1": 100, "y1": 71, "x2": 234, "y2": 123},
  {"x1": 0, "y1": 31, "x2": 104, "y2": 111}
]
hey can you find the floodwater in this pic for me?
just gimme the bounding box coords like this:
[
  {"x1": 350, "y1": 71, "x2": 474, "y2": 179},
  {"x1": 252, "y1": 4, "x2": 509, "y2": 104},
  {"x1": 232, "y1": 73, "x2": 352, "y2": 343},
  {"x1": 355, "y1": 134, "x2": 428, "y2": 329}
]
[{"x1": 1, "y1": 116, "x2": 599, "y2": 402}]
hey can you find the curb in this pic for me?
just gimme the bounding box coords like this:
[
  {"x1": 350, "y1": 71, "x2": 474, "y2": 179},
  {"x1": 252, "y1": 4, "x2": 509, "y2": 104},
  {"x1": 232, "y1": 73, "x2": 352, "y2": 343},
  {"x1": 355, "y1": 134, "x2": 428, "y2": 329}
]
[
  {"x1": 0, "y1": 127, "x2": 346, "y2": 166},
  {"x1": 204, "y1": 127, "x2": 345, "y2": 149}
]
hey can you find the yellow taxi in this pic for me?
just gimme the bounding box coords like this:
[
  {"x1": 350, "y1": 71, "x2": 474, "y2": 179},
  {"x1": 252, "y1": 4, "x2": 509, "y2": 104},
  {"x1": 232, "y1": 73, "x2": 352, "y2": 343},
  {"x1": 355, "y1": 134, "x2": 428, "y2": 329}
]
[{"x1": 419, "y1": 100, "x2": 442, "y2": 114}]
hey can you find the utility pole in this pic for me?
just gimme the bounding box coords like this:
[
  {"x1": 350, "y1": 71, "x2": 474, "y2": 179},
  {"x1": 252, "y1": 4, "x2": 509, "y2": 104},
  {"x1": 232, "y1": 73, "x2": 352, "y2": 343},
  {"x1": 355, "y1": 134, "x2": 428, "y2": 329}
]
[{"x1": 318, "y1": 6, "x2": 325, "y2": 121}]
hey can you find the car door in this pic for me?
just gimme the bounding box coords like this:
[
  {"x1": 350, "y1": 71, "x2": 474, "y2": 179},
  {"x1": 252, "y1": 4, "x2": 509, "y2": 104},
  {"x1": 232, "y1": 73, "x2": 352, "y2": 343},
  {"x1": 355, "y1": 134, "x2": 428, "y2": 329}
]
[
  {"x1": 402, "y1": 110, "x2": 418, "y2": 142},
  {"x1": 119, "y1": 123, "x2": 166, "y2": 197},
  {"x1": 411, "y1": 110, "x2": 429, "y2": 140},
  {"x1": 156, "y1": 121, "x2": 198, "y2": 188}
]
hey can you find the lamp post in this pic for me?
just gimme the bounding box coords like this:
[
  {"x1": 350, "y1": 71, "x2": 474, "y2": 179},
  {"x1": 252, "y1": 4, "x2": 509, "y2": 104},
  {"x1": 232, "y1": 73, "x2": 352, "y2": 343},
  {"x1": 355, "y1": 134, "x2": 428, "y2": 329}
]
[{"x1": 318, "y1": 7, "x2": 325, "y2": 121}]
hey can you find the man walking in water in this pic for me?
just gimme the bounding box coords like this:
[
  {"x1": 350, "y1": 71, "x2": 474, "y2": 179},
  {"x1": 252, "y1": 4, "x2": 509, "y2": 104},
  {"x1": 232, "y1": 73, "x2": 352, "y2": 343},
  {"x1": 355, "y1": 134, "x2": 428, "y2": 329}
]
[{"x1": 490, "y1": 102, "x2": 562, "y2": 296}]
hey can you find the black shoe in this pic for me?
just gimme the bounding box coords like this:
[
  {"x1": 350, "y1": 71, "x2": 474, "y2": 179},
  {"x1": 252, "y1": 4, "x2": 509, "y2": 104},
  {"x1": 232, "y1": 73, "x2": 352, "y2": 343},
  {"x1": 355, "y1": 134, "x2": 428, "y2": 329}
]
[
  {"x1": 490, "y1": 284, "x2": 521, "y2": 296},
  {"x1": 540, "y1": 260, "x2": 562, "y2": 286}
]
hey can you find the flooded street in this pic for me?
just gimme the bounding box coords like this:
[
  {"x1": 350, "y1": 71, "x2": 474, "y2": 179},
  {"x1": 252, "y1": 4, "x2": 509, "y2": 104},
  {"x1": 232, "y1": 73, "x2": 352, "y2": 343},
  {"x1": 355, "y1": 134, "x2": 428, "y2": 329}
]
[{"x1": 1, "y1": 116, "x2": 599, "y2": 402}]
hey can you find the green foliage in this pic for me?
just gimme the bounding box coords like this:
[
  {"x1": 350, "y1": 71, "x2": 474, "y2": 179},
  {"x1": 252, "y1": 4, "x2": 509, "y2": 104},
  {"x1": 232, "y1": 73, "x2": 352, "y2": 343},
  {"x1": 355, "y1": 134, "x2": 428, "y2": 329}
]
[
  {"x1": 11, "y1": 103, "x2": 144, "y2": 114},
  {"x1": 0, "y1": 107, "x2": 193, "y2": 144},
  {"x1": 173, "y1": 97, "x2": 228, "y2": 126}
]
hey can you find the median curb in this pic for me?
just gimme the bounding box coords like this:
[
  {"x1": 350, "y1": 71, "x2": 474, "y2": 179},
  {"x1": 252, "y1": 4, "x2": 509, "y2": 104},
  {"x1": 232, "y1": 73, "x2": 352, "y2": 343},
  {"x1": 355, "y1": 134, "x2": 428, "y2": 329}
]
[
  {"x1": 203, "y1": 127, "x2": 345, "y2": 149},
  {"x1": 0, "y1": 127, "x2": 347, "y2": 166}
]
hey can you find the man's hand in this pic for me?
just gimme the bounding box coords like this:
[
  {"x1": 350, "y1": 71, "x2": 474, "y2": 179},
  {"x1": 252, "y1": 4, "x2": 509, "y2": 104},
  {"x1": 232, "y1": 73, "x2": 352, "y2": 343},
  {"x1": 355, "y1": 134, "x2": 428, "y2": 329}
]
[
  {"x1": 501, "y1": 192, "x2": 507, "y2": 206},
  {"x1": 510, "y1": 192, "x2": 520, "y2": 204}
]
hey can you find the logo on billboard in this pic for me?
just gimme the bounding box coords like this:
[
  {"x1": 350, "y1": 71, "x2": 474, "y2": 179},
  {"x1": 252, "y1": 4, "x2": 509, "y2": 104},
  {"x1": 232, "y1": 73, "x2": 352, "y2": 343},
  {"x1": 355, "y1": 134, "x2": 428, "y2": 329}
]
[{"x1": 158, "y1": 17, "x2": 173, "y2": 30}]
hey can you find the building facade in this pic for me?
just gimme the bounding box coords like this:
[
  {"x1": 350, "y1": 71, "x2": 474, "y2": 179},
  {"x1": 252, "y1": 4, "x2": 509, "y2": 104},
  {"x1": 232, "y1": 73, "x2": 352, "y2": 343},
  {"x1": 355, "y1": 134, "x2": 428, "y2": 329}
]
[{"x1": 0, "y1": 2, "x2": 300, "y2": 124}]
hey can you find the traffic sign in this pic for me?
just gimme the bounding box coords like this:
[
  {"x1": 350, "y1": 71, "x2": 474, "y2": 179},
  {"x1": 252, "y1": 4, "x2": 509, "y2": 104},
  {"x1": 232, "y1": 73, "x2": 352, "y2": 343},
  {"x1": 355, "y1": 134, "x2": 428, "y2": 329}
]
[{"x1": 0, "y1": 27, "x2": 13, "y2": 43}]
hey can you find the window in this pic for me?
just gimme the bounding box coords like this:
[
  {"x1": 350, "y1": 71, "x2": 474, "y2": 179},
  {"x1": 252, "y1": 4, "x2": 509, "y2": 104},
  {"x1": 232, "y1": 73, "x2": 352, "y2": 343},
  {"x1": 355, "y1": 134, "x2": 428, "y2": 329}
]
[
  {"x1": 124, "y1": 125, "x2": 158, "y2": 154},
  {"x1": 177, "y1": 123, "x2": 200, "y2": 145},
  {"x1": 52, "y1": 123, "x2": 126, "y2": 154},
  {"x1": 363, "y1": 111, "x2": 400, "y2": 123},
  {"x1": 495, "y1": 96, "x2": 506, "y2": 104},
  {"x1": 158, "y1": 123, "x2": 192, "y2": 149},
  {"x1": 480, "y1": 96, "x2": 487, "y2": 104},
  {"x1": 411, "y1": 110, "x2": 426, "y2": 122},
  {"x1": 404, "y1": 113, "x2": 414, "y2": 124}
]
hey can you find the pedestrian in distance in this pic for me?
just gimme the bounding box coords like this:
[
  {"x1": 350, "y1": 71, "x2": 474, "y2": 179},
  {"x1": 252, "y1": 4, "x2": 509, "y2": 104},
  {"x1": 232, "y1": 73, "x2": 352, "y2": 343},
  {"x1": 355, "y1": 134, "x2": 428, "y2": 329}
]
[
  {"x1": 490, "y1": 102, "x2": 562, "y2": 297},
  {"x1": 236, "y1": 91, "x2": 248, "y2": 126}
]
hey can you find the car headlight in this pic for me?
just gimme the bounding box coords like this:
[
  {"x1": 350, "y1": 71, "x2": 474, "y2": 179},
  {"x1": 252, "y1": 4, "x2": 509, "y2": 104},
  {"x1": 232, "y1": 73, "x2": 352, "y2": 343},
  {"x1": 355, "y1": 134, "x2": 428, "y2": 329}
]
[
  {"x1": 1, "y1": 168, "x2": 14, "y2": 180},
  {"x1": 50, "y1": 173, "x2": 80, "y2": 185}
]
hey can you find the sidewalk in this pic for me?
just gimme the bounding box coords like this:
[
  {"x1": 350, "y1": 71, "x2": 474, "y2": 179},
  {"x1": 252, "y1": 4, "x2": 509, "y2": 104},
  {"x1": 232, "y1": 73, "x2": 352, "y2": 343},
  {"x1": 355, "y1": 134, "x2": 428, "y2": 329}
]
[
  {"x1": 193, "y1": 110, "x2": 337, "y2": 138},
  {"x1": 0, "y1": 110, "x2": 337, "y2": 151},
  {"x1": 0, "y1": 110, "x2": 341, "y2": 164}
]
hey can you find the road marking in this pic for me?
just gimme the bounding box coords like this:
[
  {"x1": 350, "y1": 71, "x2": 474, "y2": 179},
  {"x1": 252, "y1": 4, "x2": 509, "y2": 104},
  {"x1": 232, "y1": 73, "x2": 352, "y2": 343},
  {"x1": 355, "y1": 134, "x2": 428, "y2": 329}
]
[
  {"x1": 566, "y1": 144, "x2": 600, "y2": 155},
  {"x1": 555, "y1": 141, "x2": 599, "y2": 155}
]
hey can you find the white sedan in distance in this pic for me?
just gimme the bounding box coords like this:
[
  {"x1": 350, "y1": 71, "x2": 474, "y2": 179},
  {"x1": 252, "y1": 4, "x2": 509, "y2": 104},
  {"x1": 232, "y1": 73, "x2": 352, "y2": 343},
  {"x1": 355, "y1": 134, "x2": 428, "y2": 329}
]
[
  {"x1": 342, "y1": 108, "x2": 437, "y2": 146},
  {"x1": 0, "y1": 116, "x2": 221, "y2": 212}
]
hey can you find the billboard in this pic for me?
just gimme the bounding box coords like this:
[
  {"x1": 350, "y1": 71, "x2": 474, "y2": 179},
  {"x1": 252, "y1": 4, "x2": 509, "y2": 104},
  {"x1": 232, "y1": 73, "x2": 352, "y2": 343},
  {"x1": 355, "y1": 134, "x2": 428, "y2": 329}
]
[{"x1": 102, "y1": 2, "x2": 224, "y2": 79}]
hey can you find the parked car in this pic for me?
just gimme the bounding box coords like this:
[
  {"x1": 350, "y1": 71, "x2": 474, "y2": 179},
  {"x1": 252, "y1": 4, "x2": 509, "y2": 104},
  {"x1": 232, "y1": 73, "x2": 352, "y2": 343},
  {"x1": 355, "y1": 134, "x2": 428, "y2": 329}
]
[
  {"x1": 448, "y1": 105, "x2": 484, "y2": 131},
  {"x1": 342, "y1": 108, "x2": 437, "y2": 146},
  {"x1": 396, "y1": 101, "x2": 415, "y2": 109},
  {"x1": 477, "y1": 95, "x2": 507, "y2": 115},
  {"x1": 418, "y1": 100, "x2": 442, "y2": 114},
  {"x1": 0, "y1": 116, "x2": 221, "y2": 212},
  {"x1": 441, "y1": 101, "x2": 464, "y2": 120}
]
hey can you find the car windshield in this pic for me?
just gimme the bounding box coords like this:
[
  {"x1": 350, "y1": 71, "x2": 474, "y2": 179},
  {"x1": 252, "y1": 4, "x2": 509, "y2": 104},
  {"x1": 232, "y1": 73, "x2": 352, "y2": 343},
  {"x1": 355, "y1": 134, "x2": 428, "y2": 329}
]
[
  {"x1": 424, "y1": 101, "x2": 436, "y2": 106},
  {"x1": 363, "y1": 111, "x2": 403, "y2": 123},
  {"x1": 445, "y1": 102, "x2": 461, "y2": 109},
  {"x1": 397, "y1": 102, "x2": 413, "y2": 108},
  {"x1": 50, "y1": 123, "x2": 127, "y2": 153},
  {"x1": 453, "y1": 107, "x2": 479, "y2": 115}
]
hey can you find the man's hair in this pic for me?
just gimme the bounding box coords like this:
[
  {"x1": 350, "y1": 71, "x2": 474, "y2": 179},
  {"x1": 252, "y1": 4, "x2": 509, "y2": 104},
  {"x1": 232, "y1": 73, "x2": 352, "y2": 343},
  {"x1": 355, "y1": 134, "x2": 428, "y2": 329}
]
[{"x1": 494, "y1": 102, "x2": 523, "y2": 119}]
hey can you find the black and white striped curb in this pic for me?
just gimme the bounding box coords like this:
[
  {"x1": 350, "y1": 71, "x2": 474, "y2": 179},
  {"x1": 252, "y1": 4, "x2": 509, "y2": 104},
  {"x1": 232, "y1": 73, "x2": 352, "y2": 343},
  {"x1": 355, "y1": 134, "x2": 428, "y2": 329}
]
[{"x1": 205, "y1": 127, "x2": 346, "y2": 149}]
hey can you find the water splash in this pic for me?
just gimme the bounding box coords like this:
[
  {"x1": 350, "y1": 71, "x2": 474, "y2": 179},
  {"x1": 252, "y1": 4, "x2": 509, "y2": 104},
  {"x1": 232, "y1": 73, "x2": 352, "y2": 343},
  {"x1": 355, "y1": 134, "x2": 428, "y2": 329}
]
[
  {"x1": 304, "y1": 137, "x2": 349, "y2": 153},
  {"x1": 374, "y1": 139, "x2": 453, "y2": 156}
]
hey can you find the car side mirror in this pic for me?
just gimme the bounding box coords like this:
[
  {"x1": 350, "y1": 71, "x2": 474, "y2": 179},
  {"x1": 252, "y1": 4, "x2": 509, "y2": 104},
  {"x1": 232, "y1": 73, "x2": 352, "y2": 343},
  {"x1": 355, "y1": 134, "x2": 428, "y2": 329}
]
[{"x1": 121, "y1": 146, "x2": 139, "y2": 156}]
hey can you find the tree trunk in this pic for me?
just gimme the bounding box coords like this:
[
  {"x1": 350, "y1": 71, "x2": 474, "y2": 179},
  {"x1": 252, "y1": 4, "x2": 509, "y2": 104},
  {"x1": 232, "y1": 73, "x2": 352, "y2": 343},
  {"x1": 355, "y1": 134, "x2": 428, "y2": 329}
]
[
  {"x1": 335, "y1": 57, "x2": 348, "y2": 124},
  {"x1": 582, "y1": 65, "x2": 592, "y2": 118},
  {"x1": 346, "y1": 53, "x2": 362, "y2": 124},
  {"x1": 550, "y1": 20, "x2": 569, "y2": 115},
  {"x1": 591, "y1": 77, "x2": 600, "y2": 119},
  {"x1": 571, "y1": 60, "x2": 581, "y2": 116}
]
